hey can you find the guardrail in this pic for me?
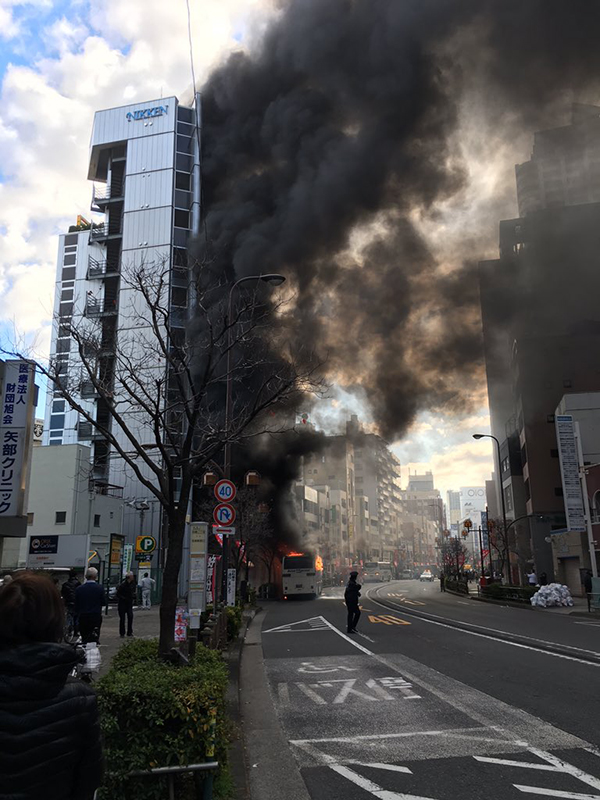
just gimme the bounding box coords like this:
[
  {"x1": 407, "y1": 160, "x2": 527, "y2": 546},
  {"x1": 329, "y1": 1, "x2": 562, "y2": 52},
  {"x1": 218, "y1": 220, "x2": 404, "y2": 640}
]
[
  {"x1": 122, "y1": 761, "x2": 219, "y2": 800},
  {"x1": 586, "y1": 592, "x2": 600, "y2": 612}
]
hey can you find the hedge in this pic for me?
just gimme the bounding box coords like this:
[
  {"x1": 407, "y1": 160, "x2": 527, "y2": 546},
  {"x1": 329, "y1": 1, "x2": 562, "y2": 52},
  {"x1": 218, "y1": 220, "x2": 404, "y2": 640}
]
[
  {"x1": 96, "y1": 639, "x2": 231, "y2": 800},
  {"x1": 480, "y1": 583, "x2": 537, "y2": 603}
]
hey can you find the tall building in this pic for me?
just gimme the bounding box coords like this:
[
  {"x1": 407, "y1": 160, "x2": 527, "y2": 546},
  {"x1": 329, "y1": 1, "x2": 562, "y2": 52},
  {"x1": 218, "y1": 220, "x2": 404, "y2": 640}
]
[
  {"x1": 402, "y1": 476, "x2": 443, "y2": 568},
  {"x1": 43, "y1": 96, "x2": 200, "y2": 532},
  {"x1": 446, "y1": 490, "x2": 461, "y2": 529},
  {"x1": 516, "y1": 104, "x2": 600, "y2": 216},
  {"x1": 480, "y1": 112, "x2": 600, "y2": 580}
]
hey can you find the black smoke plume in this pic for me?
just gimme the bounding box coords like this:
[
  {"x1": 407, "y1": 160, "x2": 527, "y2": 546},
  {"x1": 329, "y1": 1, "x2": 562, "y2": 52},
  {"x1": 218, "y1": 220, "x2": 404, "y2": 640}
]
[{"x1": 189, "y1": 0, "x2": 600, "y2": 538}]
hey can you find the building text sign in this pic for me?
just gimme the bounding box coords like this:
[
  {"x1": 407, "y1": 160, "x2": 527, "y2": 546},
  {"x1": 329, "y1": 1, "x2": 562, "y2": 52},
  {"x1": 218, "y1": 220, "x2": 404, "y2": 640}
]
[
  {"x1": 555, "y1": 415, "x2": 586, "y2": 532},
  {"x1": 0, "y1": 360, "x2": 34, "y2": 520},
  {"x1": 126, "y1": 105, "x2": 168, "y2": 122}
]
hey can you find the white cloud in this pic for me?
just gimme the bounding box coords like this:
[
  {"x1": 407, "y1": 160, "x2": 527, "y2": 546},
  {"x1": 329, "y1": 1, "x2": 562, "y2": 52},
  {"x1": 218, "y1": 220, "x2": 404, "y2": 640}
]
[{"x1": 0, "y1": 0, "x2": 275, "y2": 361}]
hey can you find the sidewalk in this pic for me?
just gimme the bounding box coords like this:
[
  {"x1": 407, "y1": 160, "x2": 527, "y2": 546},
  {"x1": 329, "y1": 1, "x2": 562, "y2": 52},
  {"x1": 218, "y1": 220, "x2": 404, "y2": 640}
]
[{"x1": 97, "y1": 603, "x2": 160, "y2": 677}]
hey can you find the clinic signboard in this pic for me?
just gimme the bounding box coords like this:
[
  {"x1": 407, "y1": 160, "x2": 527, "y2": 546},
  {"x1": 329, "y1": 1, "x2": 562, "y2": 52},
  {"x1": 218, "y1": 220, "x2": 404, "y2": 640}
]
[{"x1": 0, "y1": 359, "x2": 36, "y2": 535}]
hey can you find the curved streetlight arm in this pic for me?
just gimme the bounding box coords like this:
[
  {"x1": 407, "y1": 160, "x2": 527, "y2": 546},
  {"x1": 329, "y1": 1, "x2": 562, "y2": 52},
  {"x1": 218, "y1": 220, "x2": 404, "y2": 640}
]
[{"x1": 473, "y1": 432, "x2": 511, "y2": 584}]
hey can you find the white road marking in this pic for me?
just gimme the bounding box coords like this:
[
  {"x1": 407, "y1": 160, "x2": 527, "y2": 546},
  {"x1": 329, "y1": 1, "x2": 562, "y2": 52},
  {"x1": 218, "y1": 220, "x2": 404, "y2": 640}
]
[
  {"x1": 514, "y1": 788, "x2": 600, "y2": 799},
  {"x1": 329, "y1": 764, "x2": 436, "y2": 800},
  {"x1": 297, "y1": 661, "x2": 358, "y2": 673},
  {"x1": 478, "y1": 746, "x2": 600, "y2": 799},
  {"x1": 295, "y1": 682, "x2": 327, "y2": 705},
  {"x1": 474, "y1": 756, "x2": 561, "y2": 772},
  {"x1": 277, "y1": 682, "x2": 290, "y2": 706},
  {"x1": 318, "y1": 615, "x2": 375, "y2": 655},
  {"x1": 367, "y1": 593, "x2": 600, "y2": 666},
  {"x1": 290, "y1": 727, "x2": 502, "y2": 746},
  {"x1": 574, "y1": 622, "x2": 600, "y2": 627},
  {"x1": 263, "y1": 616, "x2": 330, "y2": 633},
  {"x1": 331, "y1": 679, "x2": 380, "y2": 704}
]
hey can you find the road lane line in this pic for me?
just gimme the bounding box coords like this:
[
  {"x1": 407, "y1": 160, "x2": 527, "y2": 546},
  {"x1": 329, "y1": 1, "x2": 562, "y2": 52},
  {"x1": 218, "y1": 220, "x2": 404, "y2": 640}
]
[
  {"x1": 474, "y1": 756, "x2": 560, "y2": 772},
  {"x1": 368, "y1": 591, "x2": 600, "y2": 666},
  {"x1": 319, "y1": 615, "x2": 374, "y2": 655},
  {"x1": 513, "y1": 787, "x2": 600, "y2": 798}
]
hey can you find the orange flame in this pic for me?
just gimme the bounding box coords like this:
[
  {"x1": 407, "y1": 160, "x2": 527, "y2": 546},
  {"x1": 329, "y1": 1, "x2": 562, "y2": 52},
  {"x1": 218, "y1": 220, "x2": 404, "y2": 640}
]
[
  {"x1": 286, "y1": 551, "x2": 306, "y2": 557},
  {"x1": 315, "y1": 556, "x2": 323, "y2": 572}
]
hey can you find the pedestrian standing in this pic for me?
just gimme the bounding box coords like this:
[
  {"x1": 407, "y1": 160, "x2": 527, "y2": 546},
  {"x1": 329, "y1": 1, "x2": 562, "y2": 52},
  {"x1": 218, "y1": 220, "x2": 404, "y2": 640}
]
[
  {"x1": 117, "y1": 572, "x2": 137, "y2": 637},
  {"x1": 139, "y1": 572, "x2": 155, "y2": 609},
  {"x1": 539, "y1": 572, "x2": 548, "y2": 586},
  {"x1": 527, "y1": 570, "x2": 538, "y2": 586},
  {"x1": 74, "y1": 567, "x2": 106, "y2": 644},
  {"x1": 440, "y1": 572, "x2": 446, "y2": 592},
  {"x1": 0, "y1": 572, "x2": 103, "y2": 799},
  {"x1": 344, "y1": 571, "x2": 362, "y2": 634},
  {"x1": 61, "y1": 568, "x2": 81, "y2": 635}
]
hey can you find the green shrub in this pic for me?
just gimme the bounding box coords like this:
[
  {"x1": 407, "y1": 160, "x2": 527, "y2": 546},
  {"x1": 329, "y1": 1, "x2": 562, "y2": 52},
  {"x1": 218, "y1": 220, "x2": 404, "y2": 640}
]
[
  {"x1": 481, "y1": 583, "x2": 537, "y2": 602},
  {"x1": 226, "y1": 605, "x2": 243, "y2": 640},
  {"x1": 97, "y1": 640, "x2": 230, "y2": 800}
]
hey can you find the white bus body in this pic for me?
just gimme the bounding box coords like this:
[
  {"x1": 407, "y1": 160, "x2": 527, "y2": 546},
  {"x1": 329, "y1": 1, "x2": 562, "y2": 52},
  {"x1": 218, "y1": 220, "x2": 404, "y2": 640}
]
[
  {"x1": 363, "y1": 561, "x2": 392, "y2": 582},
  {"x1": 282, "y1": 554, "x2": 323, "y2": 598}
]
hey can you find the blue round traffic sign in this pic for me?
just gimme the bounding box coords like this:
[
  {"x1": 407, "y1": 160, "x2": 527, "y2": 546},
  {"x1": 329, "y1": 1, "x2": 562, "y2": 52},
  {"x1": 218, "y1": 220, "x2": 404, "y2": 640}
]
[{"x1": 213, "y1": 503, "x2": 236, "y2": 525}]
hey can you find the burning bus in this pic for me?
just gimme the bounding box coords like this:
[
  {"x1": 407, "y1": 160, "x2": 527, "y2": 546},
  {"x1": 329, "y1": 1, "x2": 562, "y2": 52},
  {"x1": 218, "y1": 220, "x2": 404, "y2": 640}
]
[{"x1": 281, "y1": 551, "x2": 324, "y2": 599}]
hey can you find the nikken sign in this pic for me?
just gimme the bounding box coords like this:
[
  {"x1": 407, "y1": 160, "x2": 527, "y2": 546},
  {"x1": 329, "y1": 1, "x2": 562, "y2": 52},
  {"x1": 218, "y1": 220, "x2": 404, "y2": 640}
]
[{"x1": 126, "y1": 105, "x2": 168, "y2": 122}]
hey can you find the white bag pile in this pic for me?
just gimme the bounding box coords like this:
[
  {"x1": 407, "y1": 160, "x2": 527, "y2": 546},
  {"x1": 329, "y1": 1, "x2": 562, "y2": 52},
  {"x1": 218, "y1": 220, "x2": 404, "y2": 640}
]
[{"x1": 530, "y1": 582, "x2": 574, "y2": 608}]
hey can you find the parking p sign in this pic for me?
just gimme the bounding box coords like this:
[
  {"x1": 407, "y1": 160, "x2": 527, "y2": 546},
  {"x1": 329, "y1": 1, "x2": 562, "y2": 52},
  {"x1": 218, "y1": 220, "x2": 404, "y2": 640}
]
[{"x1": 135, "y1": 535, "x2": 156, "y2": 554}]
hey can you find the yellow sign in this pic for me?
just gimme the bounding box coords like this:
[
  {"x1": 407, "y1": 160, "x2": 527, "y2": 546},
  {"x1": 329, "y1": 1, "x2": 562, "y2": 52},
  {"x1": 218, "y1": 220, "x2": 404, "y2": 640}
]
[
  {"x1": 135, "y1": 535, "x2": 156, "y2": 554},
  {"x1": 110, "y1": 536, "x2": 124, "y2": 566},
  {"x1": 368, "y1": 615, "x2": 410, "y2": 626}
]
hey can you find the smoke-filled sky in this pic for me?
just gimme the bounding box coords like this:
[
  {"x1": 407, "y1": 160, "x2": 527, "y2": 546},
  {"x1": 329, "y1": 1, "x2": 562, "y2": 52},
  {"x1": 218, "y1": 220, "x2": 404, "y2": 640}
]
[
  {"x1": 2, "y1": 0, "x2": 600, "y2": 497},
  {"x1": 196, "y1": 0, "x2": 600, "y2": 495}
]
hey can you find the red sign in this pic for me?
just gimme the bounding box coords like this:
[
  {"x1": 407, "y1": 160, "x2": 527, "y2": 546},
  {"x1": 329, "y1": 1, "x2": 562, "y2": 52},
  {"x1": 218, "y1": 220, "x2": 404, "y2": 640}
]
[
  {"x1": 214, "y1": 479, "x2": 237, "y2": 502},
  {"x1": 213, "y1": 503, "x2": 236, "y2": 525}
]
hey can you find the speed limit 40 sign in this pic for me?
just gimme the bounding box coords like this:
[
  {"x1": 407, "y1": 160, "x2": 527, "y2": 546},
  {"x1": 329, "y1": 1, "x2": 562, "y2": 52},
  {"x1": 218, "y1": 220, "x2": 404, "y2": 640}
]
[{"x1": 214, "y1": 479, "x2": 237, "y2": 502}]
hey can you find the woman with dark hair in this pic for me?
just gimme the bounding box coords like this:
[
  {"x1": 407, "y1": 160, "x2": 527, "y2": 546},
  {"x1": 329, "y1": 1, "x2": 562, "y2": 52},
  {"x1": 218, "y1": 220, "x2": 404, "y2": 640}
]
[{"x1": 0, "y1": 572, "x2": 103, "y2": 799}]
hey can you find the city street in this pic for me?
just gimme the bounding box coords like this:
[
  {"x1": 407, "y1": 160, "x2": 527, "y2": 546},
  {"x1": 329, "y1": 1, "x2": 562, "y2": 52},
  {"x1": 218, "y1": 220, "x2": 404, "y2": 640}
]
[{"x1": 252, "y1": 580, "x2": 600, "y2": 800}]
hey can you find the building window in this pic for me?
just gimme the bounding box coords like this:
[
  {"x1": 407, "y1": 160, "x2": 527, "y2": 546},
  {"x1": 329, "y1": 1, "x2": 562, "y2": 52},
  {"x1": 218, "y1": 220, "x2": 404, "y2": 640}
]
[
  {"x1": 64, "y1": 234, "x2": 78, "y2": 246},
  {"x1": 62, "y1": 267, "x2": 76, "y2": 281},
  {"x1": 63, "y1": 253, "x2": 77, "y2": 266},
  {"x1": 174, "y1": 209, "x2": 190, "y2": 229},
  {"x1": 27, "y1": 512, "x2": 34, "y2": 525},
  {"x1": 175, "y1": 171, "x2": 191, "y2": 191},
  {"x1": 59, "y1": 302, "x2": 73, "y2": 318},
  {"x1": 55, "y1": 511, "x2": 66, "y2": 524},
  {"x1": 56, "y1": 338, "x2": 70, "y2": 353},
  {"x1": 176, "y1": 135, "x2": 192, "y2": 154},
  {"x1": 52, "y1": 400, "x2": 65, "y2": 413},
  {"x1": 177, "y1": 105, "x2": 194, "y2": 124},
  {"x1": 171, "y1": 287, "x2": 187, "y2": 308},
  {"x1": 176, "y1": 153, "x2": 192, "y2": 172},
  {"x1": 94, "y1": 514, "x2": 101, "y2": 527},
  {"x1": 64, "y1": 245, "x2": 77, "y2": 254},
  {"x1": 49, "y1": 439, "x2": 62, "y2": 446},
  {"x1": 49, "y1": 414, "x2": 65, "y2": 430}
]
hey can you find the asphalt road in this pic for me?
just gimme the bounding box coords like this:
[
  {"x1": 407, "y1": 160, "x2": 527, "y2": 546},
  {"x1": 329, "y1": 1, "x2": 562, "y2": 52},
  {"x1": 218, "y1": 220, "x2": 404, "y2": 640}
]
[{"x1": 258, "y1": 579, "x2": 600, "y2": 800}]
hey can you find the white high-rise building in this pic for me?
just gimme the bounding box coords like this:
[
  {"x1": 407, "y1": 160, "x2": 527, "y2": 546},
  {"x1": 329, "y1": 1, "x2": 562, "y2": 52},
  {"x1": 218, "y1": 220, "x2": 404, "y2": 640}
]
[{"x1": 43, "y1": 96, "x2": 200, "y2": 535}]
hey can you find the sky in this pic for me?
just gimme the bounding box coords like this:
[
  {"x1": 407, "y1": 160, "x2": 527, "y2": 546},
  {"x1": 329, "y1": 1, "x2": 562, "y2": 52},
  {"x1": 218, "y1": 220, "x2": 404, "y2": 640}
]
[{"x1": 0, "y1": 0, "x2": 501, "y2": 501}]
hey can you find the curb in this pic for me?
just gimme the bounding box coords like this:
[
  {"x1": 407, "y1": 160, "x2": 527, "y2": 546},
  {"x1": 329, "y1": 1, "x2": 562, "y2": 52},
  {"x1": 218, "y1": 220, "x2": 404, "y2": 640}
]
[
  {"x1": 225, "y1": 607, "x2": 260, "y2": 800},
  {"x1": 239, "y1": 609, "x2": 311, "y2": 800},
  {"x1": 368, "y1": 588, "x2": 600, "y2": 666}
]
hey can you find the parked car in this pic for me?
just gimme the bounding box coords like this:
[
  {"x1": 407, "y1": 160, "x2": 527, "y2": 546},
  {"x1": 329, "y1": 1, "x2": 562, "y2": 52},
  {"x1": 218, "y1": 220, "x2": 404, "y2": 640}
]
[
  {"x1": 420, "y1": 570, "x2": 434, "y2": 582},
  {"x1": 401, "y1": 569, "x2": 413, "y2": 580}
]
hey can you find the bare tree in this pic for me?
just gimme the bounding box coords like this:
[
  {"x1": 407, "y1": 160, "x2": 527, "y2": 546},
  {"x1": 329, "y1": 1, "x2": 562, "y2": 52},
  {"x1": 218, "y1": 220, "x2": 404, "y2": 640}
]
[{"x1": 3, "y1": 258, "x2": 321, "y2": 655}]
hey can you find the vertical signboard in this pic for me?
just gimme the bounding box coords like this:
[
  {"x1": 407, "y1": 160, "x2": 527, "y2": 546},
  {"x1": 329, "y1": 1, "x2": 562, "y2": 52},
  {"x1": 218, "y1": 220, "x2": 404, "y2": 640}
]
[
  {"x1": 109, "y1": 534, "x2": 125, "y2": 590},
  {"x1": 555, "y1": 415, "x2": 587, "y2": 532},
  {"x1": 226, "y1": 568, "x2": 236, "y2": 607},
  {"x1": 0, "y1": 360, "x2": 35, "y2": 534},
  {"x1": 189, "y1": 521, "x2": 208, "y2": 629}
]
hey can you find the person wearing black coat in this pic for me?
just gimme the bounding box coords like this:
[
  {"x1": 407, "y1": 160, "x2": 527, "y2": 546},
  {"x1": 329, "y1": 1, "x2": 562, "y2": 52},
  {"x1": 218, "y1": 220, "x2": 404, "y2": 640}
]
[
  {"x1": 344, "y1": 571, "x2": 362, "y2": 634},
  {"x1": 0, "y1": 571, "x2": 103, "y2": 800},
  {"x1": 116, "y1": 572, "x2": 137, "y2": 638}
]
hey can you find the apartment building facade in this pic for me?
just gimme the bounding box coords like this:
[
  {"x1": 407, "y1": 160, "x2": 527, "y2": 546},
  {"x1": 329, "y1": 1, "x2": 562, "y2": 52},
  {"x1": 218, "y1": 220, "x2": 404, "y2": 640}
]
[{"x1": 43, "y1": 96, "x2": 200, "y2": 535}]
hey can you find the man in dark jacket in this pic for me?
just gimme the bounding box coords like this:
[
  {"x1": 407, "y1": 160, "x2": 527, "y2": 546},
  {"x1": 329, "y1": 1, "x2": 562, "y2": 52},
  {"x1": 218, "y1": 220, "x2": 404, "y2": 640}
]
[
  {"x1": 0, "y1": 572, "x2": 103, "y2": 800},
  {"x1": 344, "y1": 571, "x2": 362, "y2": 634},
  {"x1": 117, "y1": 572, "x2": 137, "y2": 638},
  {"x1": 61, "y1": 569, "x2": 81, "y2": 635},
  {"x1": 74, "y1": 568, "x2": 105, "y2": 644}
]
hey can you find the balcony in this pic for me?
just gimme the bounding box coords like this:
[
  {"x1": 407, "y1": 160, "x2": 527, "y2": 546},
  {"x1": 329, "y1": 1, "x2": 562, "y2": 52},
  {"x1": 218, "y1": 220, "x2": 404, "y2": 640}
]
[
  {"x1": 87, "y1": 256, "x2": 120, "y2": 279},
  {"x1": 80, "y1": 381, "x2": 99, "y2": 398},
  {"x1": 77, "y1": 421, "x2": 105, "y2": 441},
  {"x1": 91, "y1": 182, "x2": 124, "y2": 212},
  {"x1": 84, "y1": 297, "x2": 118, "y2": 317},
  {"x1": 89, "y1": 222, "x2": 122, "y2": 242}
]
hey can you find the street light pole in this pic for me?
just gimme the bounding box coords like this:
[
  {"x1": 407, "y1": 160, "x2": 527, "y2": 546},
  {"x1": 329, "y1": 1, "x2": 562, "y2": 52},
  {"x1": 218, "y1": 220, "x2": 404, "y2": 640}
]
[
  {"x1": 221, "y1": 273, "x2": 286, "y2": 602},
  {"x1": 473, "y1": 433, "x2": 512, "y2": 584}
]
